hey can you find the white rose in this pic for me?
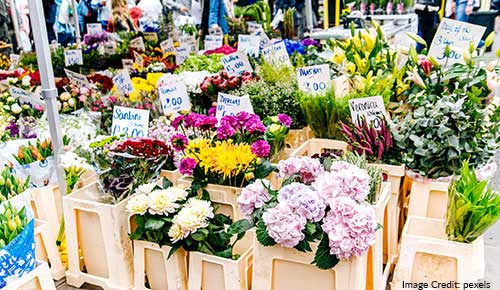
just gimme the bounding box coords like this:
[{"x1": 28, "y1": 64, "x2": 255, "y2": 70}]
[
  {"x1": 168, "y1": 223, "x2": 187, "y2": 243},
  {"x1": 60, "y1": 92, "x2": 71, "y2": 101},
  {"x1": 137, "y1": 182, "x2": 157, "y2": 194},
  {"x1": 6, "y1": 97, "x2": 14, "y2": 103},
  {"x1": 10, "y1": 103, "x2": 22, "y2": 114},
  {"x1": 126, "y1": 194, "x2": 150, "y2": 215},
  {"x1": 22, "y1": 75, "x2": 31, "y2": 87},
  {"x1": 148, "y1": 189, "x2": 180, "y2": 215},
  {"x1": 68, "y1": 98, "x2": 76, "y2": 107},
  {"x1": 166, "y1": 187, "x2": 189, "y2": 201}
]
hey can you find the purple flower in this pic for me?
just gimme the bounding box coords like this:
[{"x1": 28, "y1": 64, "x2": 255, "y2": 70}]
[
  {"x1": 216, "y1": 123, "x2": 236, "y2": 139},
  {"x1": 277, "y1": 114, "x2": 292, "y2": 128},
  {"x1": 244, "y1": 115, "x2": 267, "y2": 134},
  {"x1": 237, "y1": 179, "x2": 272, "y2": 219},
  {"x1": 208, "y1": 106, "x2": 217, "y2": 117},
  {"x1": 250, "y1": 140, "x2": 271, "y2": 158},
  {"x1": 170, "y1": 133, "x2": 189, "y2": 151},
  {"x1": 278, "y1": 183, "x2": 326, "y2": 222},
  {"x1": 6, "y1": 120, "x2": 19, "y2": 138},
  {"x1": 263, "y1": 204, "x2": 306, "y2": 248},
  {"x1": 179, "y1": 157, "x2": 197, "y2": 175},
  {"x1": 172, "y1": 115, "x2": 184, "y2": 129},
  {"x1": 301, "y1": 38, "x2": 321, "y2": 49}
]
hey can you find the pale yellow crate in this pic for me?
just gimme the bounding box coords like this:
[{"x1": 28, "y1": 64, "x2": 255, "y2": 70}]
[
  {"x1": 74, "y1": 170, "x2": 98, "y2": 190},
  {"x1": 34, "y1": 219, "x2": 65, "y2": 280},
  {"x1": 392, "y1": 216, "x2": 485, "y2": 290},
  {"x1": 30, "y1": 186, "x2": 62, "y2": 241},
  {"x1": 252, "y1": 237, "x2": 367, "y2": 290},
  {"x1": 290, "y1": 138, "x2": 350, "y2": 157},
  {"x1": 160, "y1": 169, "x2": 181, "y2": 186},
  {"x1": 284, "y1": 126, "x2": 313, "y2": 149},
  {"x1": 188, "y1": 233, "x2": 253, "y2": 290},
  {"x1": 133, "y1": 240, "x2": 188, "y2": 290},
  {"x1": 4, "y1": 262, "x2": 57, "y2": 290},
  {"x1": 177, "y1": 176, "x2": 244, "y2": 221},
  {"x1": 63, "y1": 182, "x2": 134, "y2": 290},
  {"x1": 407, "y1": 180, "x2": 450, "y2": 220}
]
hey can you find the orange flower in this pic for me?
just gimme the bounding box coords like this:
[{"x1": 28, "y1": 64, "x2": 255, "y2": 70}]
[{"x1": 17, "y1": 147, "x2": 24, "y2": 160}]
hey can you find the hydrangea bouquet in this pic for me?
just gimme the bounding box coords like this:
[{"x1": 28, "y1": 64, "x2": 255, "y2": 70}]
[{"x1": 237, "y1": 156, "x2": 378, "y2": 269}]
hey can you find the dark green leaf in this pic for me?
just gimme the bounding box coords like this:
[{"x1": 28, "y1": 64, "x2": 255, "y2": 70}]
[
  {"x1": 145, "y1": 219, "x2": 165, "y2": 231},
  {"x1": 256, "y1": 220, "x2": 276, "y2": 246},
  {"x1": 312, "y1": 234, "x2": 339, "y2": 270}
]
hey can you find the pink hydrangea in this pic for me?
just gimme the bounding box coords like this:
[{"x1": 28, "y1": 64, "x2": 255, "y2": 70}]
[
  {"x1": 278, "y1": 183, "x2": 326, "y2": 222},
  {"x1": 313, "y1": 161, "x2": 370, "y2": 203},
  {"x1": 321, "y1": 197, "x2": 377, "y2": 259},
  {"x1": 237, "y1": 179, "x2": 272, "y2": 219},
  {"x1": 263, "y1": 204, "x2": 306, "y2": 248},
  {"x1": 277, "y1": 157, "x2": 323, "y2": 184}
]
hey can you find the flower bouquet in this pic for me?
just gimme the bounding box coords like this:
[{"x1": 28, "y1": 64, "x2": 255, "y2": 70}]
[
  {"x1": 263, "y1": 114, "x2": 292, "y2": 161},
  {"x1": 0, "y1": 167, "x2": 30, "y2": 202}
]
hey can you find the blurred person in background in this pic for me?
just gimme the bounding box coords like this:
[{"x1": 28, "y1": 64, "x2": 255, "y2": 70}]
[
  {"x1": 56, "y1": 0, "x2": 76, "y2": 46},
  {"x1": 414, "y1": 0, "x2": 441, "y2": 50},
  {"x1": 109, "y1": 0, "x2": 137, "y2": 32},
  {"x1": 91, "y1": 0, "x2": 111, "y2": 29},
  {"x1": 43, "y1": 0, "x2": 57, "y2": 43},
  {"x1": 0, "y1": 0, "x2": 11, "y2": 44}
]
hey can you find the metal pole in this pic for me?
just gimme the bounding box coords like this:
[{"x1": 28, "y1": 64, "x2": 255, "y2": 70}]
[
  {"x1": 71, "y1": 0, "x2": 81, "y2": 46},
  {"x1": 27, "y1": 0, "x2": 67, "y2": 195},
  {"x1": 10, "y1": 0, "x2": 21, "y2": 52},
  {"x1": 305, "y1": 0, "x2": 313, "y2": 32}
]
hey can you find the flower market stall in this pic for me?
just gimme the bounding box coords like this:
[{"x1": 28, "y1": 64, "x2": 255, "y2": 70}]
[{"x1": 0, "y1": 1, "x2": 500, "y2": 289}]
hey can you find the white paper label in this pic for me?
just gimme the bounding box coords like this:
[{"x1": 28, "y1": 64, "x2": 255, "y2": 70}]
[
  {"x1": 221, "y1": 52, "x2": 253, "y2": 77},
  {"x1": 111, "y1": 106, "x2": 150, "y2": 137},
  {"x1": 428, "y1": 18, "x2": 486, "y2": 65},
  {"x1": 133, "y1": 51, "x2": 144, "y2": 68},
  {"x1": 296, "y1": 64, "x2": 330, "y2": 93},
  {"x1": 205, "y1": 35, "x2": 223, "y2": 51},
  {"x1": 176, "y1": 46, "x2": 190, "y2": 65},
  {"x1": 253, "y1": 29, "x2": 270, "y2": 48},
  {"x1": 216, "y1": 93, "x2": 254, "y2": 120},
  {"x1": 238, "y1": 35, "x2": 261, "y2": 57},
  {"x1": 349, "y1": 96, "x2": 388, "y2": 129},
  {"x1": 161, "y1": 39, "x2": 175, "y2": 53},
  {"x1": 104, "y1": 41, "x2": 117, "y2": 55},
  {"x1": 9, "y1": 54, "x2": 19, "y2": 69},
  {"x1": 86, "y1": 23, "x2": 102, "y2": 35},
  {"x1": 113, "y1": 70, "x2": 134, "y2": 96},
  {"x1": 158, "y1": 82, "x2": 191, "y2": 113},
  {"x1": 181, "y1": 35, "x2": 197, "y2": 53},
  {"x1": 64, "y1": 49, "x2": 83, "y2": 66},
  {"x1": 247, "y1": 22, "x2": 263, "y2": 34},
  {"x1": 122, "y1": 59, "x2": 134, "y2": 70},
  {"x1": 261, "y1": 42, "x2": 291, "y2": 67},
  {"x1": 144, "y1": 32, "x2": 158, "y2": 43},
  {"x1": 130, "y1": 37, "x2": 145, "y2": 51},
  {"x1": 64, "y1": 69, "x2": 90, "y2": 87},
  {"x1": 9, "y1": 87, "x2": 44, "y2": 107}
]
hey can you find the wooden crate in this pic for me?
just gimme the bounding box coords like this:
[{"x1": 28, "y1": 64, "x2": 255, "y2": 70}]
[
  {"x1": 30, "y1": 186, "x2": 62, "y2": 240},
  {"x1": 392, "y1": 216, "x2": 485, "y2": 289},
  {"x1": 284, "y1": 126, "x2": 313, "y2": 149},
  {"x1": 34, "y1": 219, "x2": 65, "y2": 280},
  {"x1": 290, "y1": 138, "x2": 350, "y2": 157},
  {"x1": 407, "y1": 180, "x2": 450, "y2": 220},
  {"x1": 63, "y1": 182, "x2": 134, "y2": 290},
  {"x1": 74, "y1": 170, "x2": 98, "y2": 190},
  {"x1": 252, "y1": 237, "x2": 367, "y2": 290},
  {"x1": 160, "y1": 169, "x2": 181, "y2": 186},
  {"x1": 133, "y1": 240, "x2": 188, "y2": 290},
  {"x1": 4, "y1": 262, "x2": 57, "y2": 290},
  {"x1": 177, "y1": 176, "x2": 244, "y2": 221},
  {"x1": 188, "y1": 233, "x2": 253, "y2": 290}
]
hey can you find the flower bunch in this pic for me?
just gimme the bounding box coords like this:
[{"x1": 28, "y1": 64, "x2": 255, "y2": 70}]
[
  {"x1": 0, "y1": 203, "x2": 28, "y2": 249},
  {"x1": 149, "y1": 116, "x2": 187, "y2": 170},
  {"x1": 0, "y1": 167, "x2": 30, "y2": 201},
  {"x1": 0, "y1": 54, "x2": 10, "y2": 69},
  {"x1": 0, "y1": 110, "x2": 14, "y2": 141},
  {"x1": 199, "y1": 70, "x2": 257, "y2": 105},
  {"x1": 58, "y1": 86, "x2": 84, "y2": 113},
  {"x1": 263, "y1": 114, "x2": 291, "y2": 160},
  {"x1": 204, "y1": 45, "x2": 237, "y2": 55},
  {"x1": 0, "y1": 91, "x2": 44, "y2": 120},
  {"x1": 83, "y1": 32, "x2": 109, "y2": 46},
  {"x1": 239, "y1": 156, "x2": 377, "y2": 269},
  {"x1": 13, "y1": 138, "x2": 54, "y2": 165},
  {"x1": 61, "y1": 152, "x2": 93, "y2": 193},
  {"x1": 88, "y1": 73, "x2": 114, "y2": 93}
]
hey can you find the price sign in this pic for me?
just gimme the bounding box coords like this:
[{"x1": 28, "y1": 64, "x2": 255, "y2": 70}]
[
  {"x1": 160, "y1": 39, "x2": 175, "y2": 53},
  {"x1": 348, "y1": 96, "x2": 388, "y2": 129},
  {"x1": 158, "y1": 82, "x2": 191, "y2": 113},
  {"x1": 9, "y1": 87, "x2": 44, "y2": 107},
  {"x1": 429, "y1": 18, "x2": 485, "y2": 65},
  {"x1": 237, "y1": 35, "x2": 260, "y2": 57},
  {"x1": 176, "y1": 46, "x2": 190, "y2": 65},
  {"x1": 144, "y1": 32, "x2": 158, "y2": 43},
  {"x1": 261, "y1": 42, "x2": 291, "y2": 67},
  {"x1": 133, "y1": 51, "x2": 144, "y2": 68},
  {"x1": 157, "y1": 73, "x2": 179, "y2": 87},
  {"x1": 253, "y1": 29, "x2": 270, "y2": 48},
  {"x1": 86, "y1": 23, "x2": 102, "y2": 35},
  {"x1": 111, "y1": 106, "x2": 150, "y2": 137},
  {"x1": 9, "y1": 54, "x2": 19, "y2": 69},
  {"x1": 296, "y1": 64, "x2": 330, "y2": 93},
  {"x1": 130, "y1": 37, "x2": 145, "y2": 51},
  {"x1": 205, "y1": 35, "x2": 223, "y2": 51},
  {"x1": 216, "y1": 93, "x2": 254, "y2": 120},
  {"x1": 181, "y1": 35, "x2": 197, "y2": 53},
  {"x1": 64, "y1": 69, "x2": 90, "y2": 87},
  {"x1": 122, "y1": 59, "x2": 134, "y2": 70},
  {"x1": 64, "y1": 49, "x2": 83, "y2": 66},
  {"x1": 104, "y1": 41, "x2": 116, "y2": 55},
  {"x1": 113, "y1": 70, "x2": 134, "y2": 96},
  {"x1": 221, "y1": 52, "x2": 253, "y2": 77},
  {"x1": 247, "y1": 22, "x2": 262, "y2": 34}
]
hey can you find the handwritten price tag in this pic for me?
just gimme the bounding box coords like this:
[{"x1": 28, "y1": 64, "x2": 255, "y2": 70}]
[
  {"x1": 158, "y1": 82, "x2": 191, "y2": 113},
  {"x1": 122, "y1": 59, "x2": 134, "y2": 71},
  {"x1": 216, "y1": 93, "x2": 254, "y2": 120},
  {"x1": 144, "y1": 32, "x2": 158, "y2": 43},
  {"x1": 253, "y1": 28, "x2": 270, "y2": 48},
  {"x1": 161, "y1": 39, "x2": 175, "y2": 53},
  {"x1": 133, "y1": 51, "x2": 144, "y2": 68},
  {"x1": 86, "y1": 23, "x2": 102, "y2": 35},
  {"x1": 111, "y1": 106, "x2": 150, "y2": 137},
  {"x1": 176, "y1": 46, "x2": 190, "y2": 65},
  {"x1": 130, "y1": 37, "x2": 145, "y2": 51},
  {"x1": 238, "y1": 35, "x2": 260, "y2": 57},
  {"x1": 64, "y1": 69, "x2": 90, "y2": 87},
  {"x1": 9, "y1": 54, "x2": 20, "y2": 69},
  {"x1": 221, "y1": 52, "x2": 253, "y2": 77},
  {"x1": 113, "y1": 70, "x2": 133, "y2": 96},
  {"x1": 349, "y1": 96, "x2": 388, "y2": 129},
  {"x1": 205, "y1": 35, "x2": 223, "y2": 51},
  {"x1": 296, "y1": 64, "x2": 330, "y2": 93},
  {"x1": 64, "y1": 49, "x2": 83, "y2": 66},
  {"x1": 9, "y1": 87, "x2": 44, "y2": 107},
  {"x1": 429, "y1": 18, "x2": 486, "y2": 65},
  {"x1": 261, "y1": 42, "x2": 291, "y2": 67}
]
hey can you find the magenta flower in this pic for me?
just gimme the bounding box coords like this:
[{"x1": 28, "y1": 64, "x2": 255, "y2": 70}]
[
  {"x1": 237, "y1": 179, "x2": 272, "y2": 219},
  {"x1": 179, "y1": 157, "x2": 197, "y2": 175},
  {"x1": 263, "y1": 204, "x2": 306, "y2": 248},
  {"x1": 208, "y1": 106, "x2": 217, "y2": 117},
  {"x1": 278, "y1": 114, "x2": 292, "y2": 128},
  {"x1": 251, "y1": 140, "x2": 271, "y2": 158},
  {"x1": 216, "y1": 123, "x2": 236, "y2": 139},
  {"x1": 170, "y1": 133, "x2": 189, "y2": 151},
  {"x1": 244, "y1": 115, "x2": 267, "y2": 134},
  {"x1": 172, "y1": 115, "x2": 184, "y2": 129}
]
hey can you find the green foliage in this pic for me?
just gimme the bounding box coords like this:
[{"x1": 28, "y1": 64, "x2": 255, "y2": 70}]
[
  {"x1": 0, "y1": 203, "x2": 28, "y2": 249},
  {"x1": 312, "y1": 233, "x2": 340, "y2": 270},
  {"x1": 175, "y1": 54, "x2": 224, "y2": 73},
  {"x1": 446, "y1": 161, "x2": 500, "y2": 243},
  {"x1": 0, "y1": 167, "x2": 30, "y2": 202},
  {"x1": 256, "y1": 61, "x2": 296, "y2": 84}
]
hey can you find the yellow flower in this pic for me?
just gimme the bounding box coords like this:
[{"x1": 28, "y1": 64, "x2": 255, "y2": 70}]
[{"x1": 146, "y1": 73, "x2": 164, "y2": 86}]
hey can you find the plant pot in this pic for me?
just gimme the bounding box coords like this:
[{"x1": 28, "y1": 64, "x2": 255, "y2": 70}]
[
  {"x1": 4, "y1": 262, "x2": 57, "y2": 290},
  {"x1": 366, "y1": 182, "x2": 391, "y2": 290},
  {"x1": 63, "y1": 182, "x2": 134, "y2": 290},
  {"x1": 407, "y1": 179, "x2": 450, "y2": 220},
  {"x1": 290, "y1": 138, "x2": 350, "y2": 158},
  {"x1": 133, "y1": 240, "x2": 188, "y2": 290},
  {"x1": 392, "y1": 216, "x2": 485, "y2": 289},
  {"x1": 160, "y1": 169, "x2": 182, "y2": 186},
  {"x1": 177, "y1": 176, "x2": 244, "y2": 221},
  {"x1": 252, "y1": 236, "x2": 367, "y2": 290},
  {"x1": 284, "y1": 126, "x2": 313, "y2": 149},
  {"x1": 368, "y1": 163, "x2": 405, "y2": 265},
  {"x1": 34, "y1": 219, "x2": 65, "y2": 280},
  {"x1": 188, "y1": 233, "x2": 253, "y2": 290}
]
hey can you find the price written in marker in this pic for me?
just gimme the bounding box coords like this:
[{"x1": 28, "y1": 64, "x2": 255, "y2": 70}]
[
  {"x1": 86, "y1": 23, "x2": 102, "y2": 35},
  {"x1": 221, "y1": 52, "x2": 253, "y2": 77},
  {"x1": 111, "y1": 106, "x2": 150, "y2": 137},
  {"x1": 64, "y1": 69, "x2": 90, "y2": 87},
  {"x1": 130, "y1": 37, "x2": 145, "y2": 51},
  {"x1": 144, "y1": 32, "x2": 158, "y2": 43},
  {"x1": 158, "y1": 82, "x2": 191, "y2": 113},
  {"x1": 247, "y1": 22, "x2": 262, "y2": 34},
  {"x1": 113, "y1": 70, "x2": 134, "y2": 96},
  {"x1": 261, "y1": 42, "x2": 291, "y2": 67},
  {"x1": 216, "y1": 93, "x2": 254, "y2": 120},
  {"x1": 237, "y1": 35, "x2": 261, "y2": 57},
  {"x1": 160, "y1": 39, "x2": 175, "y2": 53},
  {"x1": 296, "y1": 64, "x2": 331, "y2": 93},
  {"x1": 133, "y1": 51, "x2": 144, "y2": 68},
  {"x1": 64, "y1": 49, "x2": 83, "y2": 66},
  {"x1": 348, "y1": 96, "x2": 388, "y2": 129},
  {"x1": 176, "y1": 46, "x2": 190, "y2": 65},
  {"x1": 205, "y1": 35, "x2": 223, "y2": 51}
]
